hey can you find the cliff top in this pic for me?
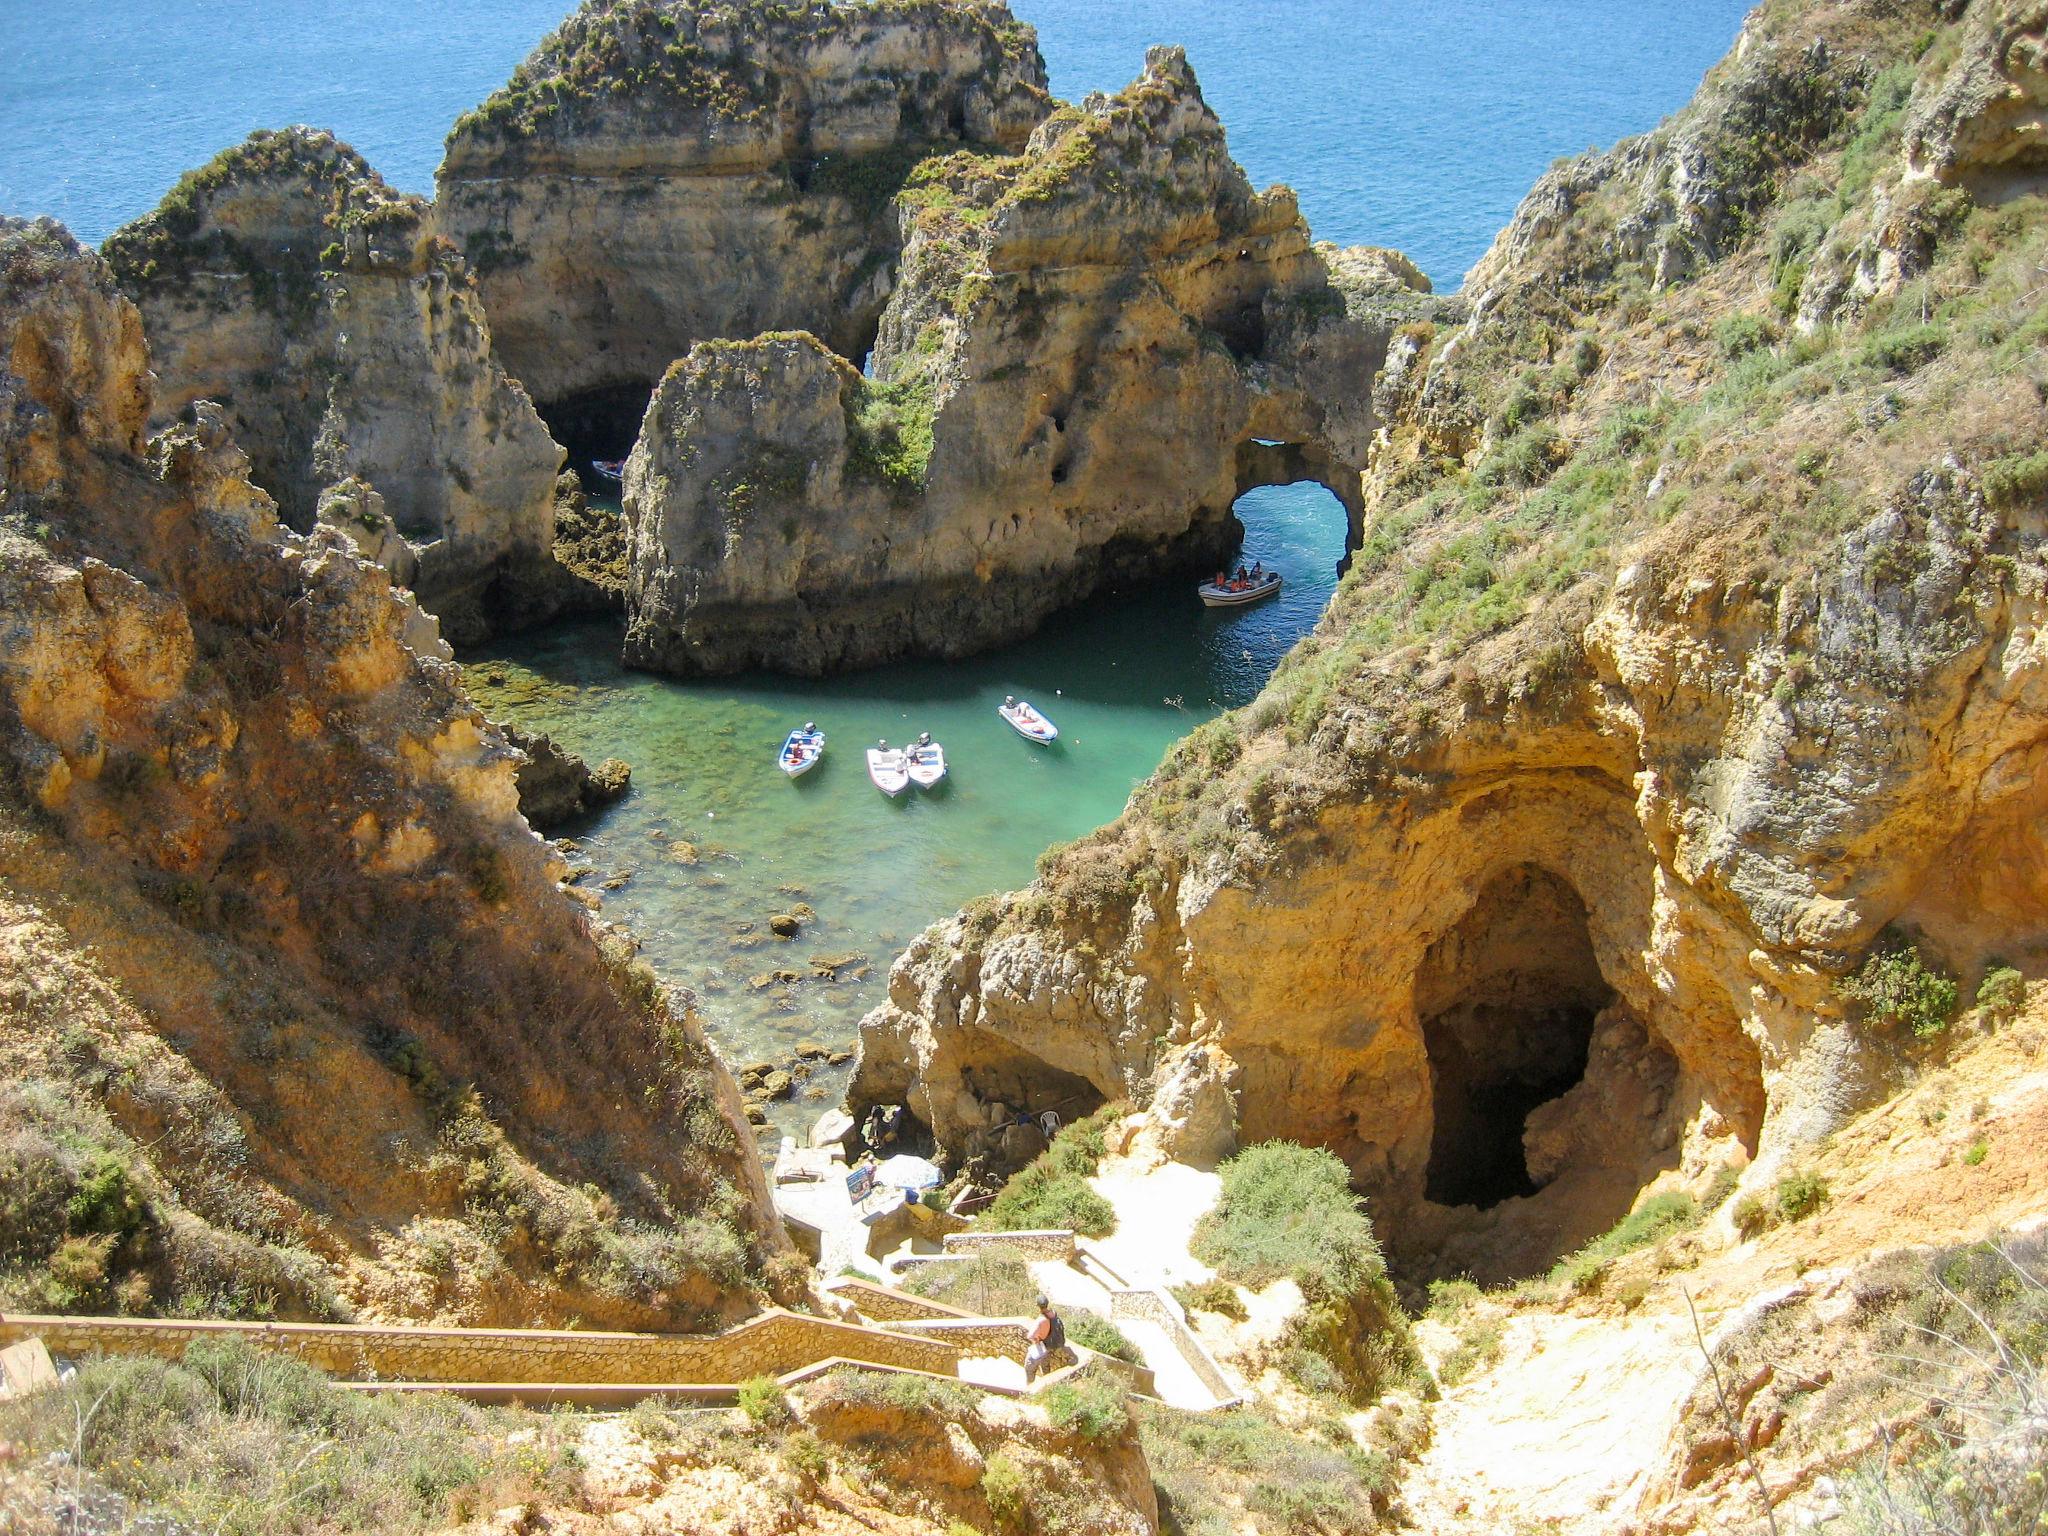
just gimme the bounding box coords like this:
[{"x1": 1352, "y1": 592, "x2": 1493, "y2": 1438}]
[{"x1": 446, "y1": 0, "x2": 1047, "y2": 150}]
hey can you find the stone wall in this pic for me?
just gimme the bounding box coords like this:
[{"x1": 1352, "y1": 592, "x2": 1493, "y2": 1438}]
[
  {"x1": 822, "y1": 1278, "x2": 975, "y2": 1323},
  {"x1": 941, "y1": 1230, "x2": 1078, "y2": 1262},
  {"x1": 0, "y1": 1309, "x2": 960, "y2": 1386}
]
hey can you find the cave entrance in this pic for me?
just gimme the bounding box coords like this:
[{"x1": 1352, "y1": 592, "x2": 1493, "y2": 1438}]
[
  {"x1": 1233, "y1": 439, "x2": 1363, "y2": 564},
  {"x1": 537, "y1": 383, "x2": 658, "y2": 485},
  {"x1": 1416, "y1": 865, "x2": 1614, "y2": 1210}
]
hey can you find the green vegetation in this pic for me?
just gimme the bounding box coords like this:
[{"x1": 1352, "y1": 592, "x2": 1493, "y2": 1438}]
[
  {"x1": 737, "y1": 1373, "x2": 789, "y2": 1426},
  {"x1": 1840, "y1": 939, "x2": 1961, "y2": 1039},
  {"x1": 1067, "y1": 1311, "x2": 1141, "y2": 1364},
  {"x1": 1139, "y1": 1401, "x2": 1399, "y2": 1536},
  {"x1": 1192, "y1": 1143, "x2": 1421, "y2": 1404},
  {"x1": 1975, "y1": 965, "x2": 2026, "y2": 1022},
  {"x1": 1547, "y1": 1191, "x2": 1702, "y2": 1291},
  {"x1": 1044, "y1": 1363, "x2": 1130, "y2": 1440},
  {"x1": 1173, "y1": 1276, "x2": 1248, "y2": 1321},
  {"x1": 1775, "y1": 1170, "x2": 1831, "y2": 1223},
  {"x1": 904, "y1": 1252, "x2": 1042, "y2": 1314},
  {"x1": 1435, "y1": 1315, "x2": 1505, "y2": 1387},
  {"x1": 983, "y1": 1103, "x2": 1128, "y2": 1237},
  {"x1": 845, "y1": 368, "x2": 938, "y2": 494},
  {"x1": 0, "y1": 1337, "x2": 578, "y2": 1535},
  {"x1": 981, "y1": 1449, "x2": 1027, "y2": 1525}
]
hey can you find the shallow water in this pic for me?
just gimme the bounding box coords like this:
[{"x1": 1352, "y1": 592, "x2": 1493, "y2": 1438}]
[{"x1": 464, "y1": 484, "x2": 1348, "y2": 1123}]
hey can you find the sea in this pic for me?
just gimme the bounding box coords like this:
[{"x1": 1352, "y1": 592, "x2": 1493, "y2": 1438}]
[{"x1": 0, "y1": 0, "x2": 1752, "y2": 1124}]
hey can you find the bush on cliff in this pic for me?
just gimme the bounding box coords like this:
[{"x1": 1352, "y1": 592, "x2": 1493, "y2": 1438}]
[
  {"x1": 0, "y1": 1335, "x2": 578, "y2": 1534},
  {"x1": 982, "y1": 1103, "x2": 1127, "y2": 1238},
  {"x1": 1840, "y1": 938, "x2": 1960, "y2": 1039},
  {"x1": 1192, "y1": 1142, "x2": 1422, "y2": 1404}
]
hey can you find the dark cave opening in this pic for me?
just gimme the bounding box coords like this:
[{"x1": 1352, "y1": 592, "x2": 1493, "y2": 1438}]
[
  {"x1": 539, "y1": 383, "x2": 659, "y2": 474},
  {"x1": 1417, "y1": 865, "x2": 1614, "y2": 1210}
]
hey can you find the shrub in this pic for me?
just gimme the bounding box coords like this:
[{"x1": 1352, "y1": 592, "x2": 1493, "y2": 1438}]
[
  {"x1": 1435, "y1": 1316, "x2": 1505, "y2": 1387},
  {"x1": 1732, "y1": 1194, "x2": 1774, "y2": 1239},
  {"x1": 737, "y1": 1374, "x2": 788, "y2": 1426},
  {"x1": 781, "y1": 1427, "x2": 829, "y2": 1480},
  {"x1": 1045, "y1": 1366, "x2": 1130, "y2": 1441},
  {"x1": 1775, "y1": 1171, "x2": 1830, "y2": 1223},
  {"x1": 1557, "y1": 1192, "x2": 1701, "y2": 1276},
  {"x1": 981, "y1": 1450, "x2": 1026, "y2": 1526},
  {"x1": 1191, "y1": 1143, "x2": 1384, "y2": 1299},
  {"x1": 1714, "y1": 312, "x2": 1776, "y2": 358},
  {"x1": 1859, "y1": 323, "x2": 1947, "y2": 375},
  {"x1": 983, "y1": 1105, "x2": 1127, "y2": 1238},
  {"x1": 1975, "y1": 965, "x2": 2025, "y2": 1022},
  {"x1": 1963, "y1": 1139, "x2": 1989, "y2": 1167},
  {"x1": 1174, "y1": 1277, "x2": 1248, "y2": 1321},
  {"x1": 904, "y1": 1254, "x2": 1041, "y2": 1317},
  {"x1": 1983, "y1": 450, "x2": 2048, "y2": 508},
  {"x1": 1840, "y1": 940, "x2": 1959, "y2": 1039},
  {"x1": 1067, "y1": 1312, "x2": 1141, "y2": 1364}
]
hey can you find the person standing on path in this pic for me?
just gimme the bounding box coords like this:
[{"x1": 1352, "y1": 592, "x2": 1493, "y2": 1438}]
[{"x1": 1023, "y1": 1294, "x2": 1064, "y2": 1383}]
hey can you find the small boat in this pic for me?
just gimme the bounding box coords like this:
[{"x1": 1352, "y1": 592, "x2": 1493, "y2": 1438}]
[
  {"x1": 998, "y1": 696, "x2": 1058, "y2": 744},
  {"x1": 779, "y1": 722, "x2": 825, "y2": 779},
  {"x1": 591, "y1": 458, "x2": 626, "y2": 483},
  {"x1": 905, "y1": 731, "x2": 947, "y2": 789},
  {"x1": 1199, "y1": 570, "x2": 1282, "y2": 607},
  {"x1": 866, "y1": 740, "x2": 911, "y2": 798}
]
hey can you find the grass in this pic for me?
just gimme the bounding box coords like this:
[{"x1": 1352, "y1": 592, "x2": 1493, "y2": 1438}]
[
  {"x1": 1547, "y1": 1191, "x2": 1703, "y2": 1291},
  {"x1": 1173, "y1": 1277, "x2": 1248, "y2": 1321},
  {"x1": 0, "y1": 1337, "x2": 576, "y2": 1534},
  {"x1": 1139, "y1": 1401, "x2": 1396, "y2": 1536},
  {"x1": 983, "y1": 1103, "x2": 1127, "y2": 1238},
  {"x1": 904, "y1": 1253, "x2": 1043, "y2": 1315}
]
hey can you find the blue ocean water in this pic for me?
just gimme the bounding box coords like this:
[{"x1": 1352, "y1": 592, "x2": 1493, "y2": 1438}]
[
  {"x1": 1, "y1": 0, "x2": 1749, "y2": 286},
  {"x1": 0, "y1": 0, "x2": 1750, "y2": 1111}
]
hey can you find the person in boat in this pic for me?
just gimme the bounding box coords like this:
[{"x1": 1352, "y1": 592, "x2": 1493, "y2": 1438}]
[
  {"x1": 1213, "y1": 571, "x2": 1226, "y2": 588},
  {"x1": 1251, "y1": 561, "x2": 1263, "y2": 579},
  {"x1": 1023, "y1": 1295, "x2": 1065, "y2": 1382}
]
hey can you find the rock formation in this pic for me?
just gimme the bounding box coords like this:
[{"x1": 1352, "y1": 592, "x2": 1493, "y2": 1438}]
[
  {"x1": 0, "y1": 216, "x2": 786, "y2": 1328},
  {"x1": 435, "y1": 0, "x2": 1052, "y2": 426},
  {"x1": 101, "y1": 128, "x2": 569, "y2": 644},
  {"x1": 621, "y1": 47, "x2": 1444, "y2": 675},
  {"x1": 507, "y1": 723, "x2": 632, "y2": 828},
  {"x1": 852, "y1": 0, "x2": 2048, "y2": 1281}
]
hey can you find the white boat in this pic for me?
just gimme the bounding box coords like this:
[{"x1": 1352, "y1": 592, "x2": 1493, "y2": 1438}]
[
  {"x1": 779, "y1": 722, "x2": 824, "y2": 779},
  {"x1": 905, "y1": 732, "x2": 947, "y2": 789},
  {"x1": 998, "y1": 696, "x2": 1058, "y2": 744},
  {"x1": 591, "y1": 458, "x2": 626, "y2": 483},
  {"x1": 866, "y1": 740, "x2": 911, "y2": 797},
  {"x1": 1199, "y1": 570, "x2": 1282, "y2": 607}
]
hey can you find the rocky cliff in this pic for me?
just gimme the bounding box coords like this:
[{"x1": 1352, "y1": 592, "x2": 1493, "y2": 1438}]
[
  {"x1": 852, "y1": 0, "x2": 2048, "y2": 1282},
  {"x1": 621, "y1": 47, "x2": 1445, "y2": 675},
  {"x1": 435, "y1": 0, "x2": 1051, "y2": 427},
  {"x1": 101, "y1": 128, "x2": 569, "y2": 644},
  {"x1": 0, "y1": 216, "x2": 788, "y2": 1328}
]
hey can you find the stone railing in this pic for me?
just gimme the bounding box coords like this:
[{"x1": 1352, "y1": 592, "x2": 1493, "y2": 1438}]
[
  {"x1": 821, "y1": 1278, "x2": 975, "y2": 1323},
  {"x1": 0, "y1": 1308, "x2": 961, "y2": 1388},
  {"x1": 940, "y1": 1229, "x2": 1078, "y2": 1262},
  {"x1": 1106, "y1": 1285, "x2": 1241, "y2": 1408}
]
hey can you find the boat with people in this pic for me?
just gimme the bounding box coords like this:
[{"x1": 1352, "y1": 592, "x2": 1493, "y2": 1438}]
[
  {"x1": 591, "y1": 458, "x2": 626, "y2": 483},
  {"x1": 778, "y1": 722, "x2": 824, "y2": 779},
  {"x1": 904, "y1": 731, "x2": 948, "y2": 789},
  {"x1": 1199, "y1": 562, "x2": 1282, "y2": 607},
  {"x1": 866, "y1": 740, "x2": 911, "y2": 797},
  {"x1": 998, "y1": 696, "x2": 1058, "y2": 744}
]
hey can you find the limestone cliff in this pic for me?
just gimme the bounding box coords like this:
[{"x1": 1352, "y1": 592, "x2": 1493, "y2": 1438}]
[
  {"x1": 622, "y1": 47, "x2": 1442, "y2": 675},
  {"x1": 851, "y1": 0, "x2": 2048, "y2": 1281},
  {"x1": 101, "y1": 128, "x2": 569, "y2": 644},
  {"x1": 434, "y1": 0, "x2": 1051, "y2": 422},
  {"x1": 0, "y1": 217, "x2": 787, "y2": 1328}
]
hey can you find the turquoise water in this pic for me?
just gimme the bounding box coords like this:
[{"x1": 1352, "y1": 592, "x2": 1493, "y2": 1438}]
[
  {"x1": 465, "y1": 486, "x2": 1348, "y2": 1118},
  {"x1": 3, "y1": 0, "x2": 1751, "y2": 1124}
]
